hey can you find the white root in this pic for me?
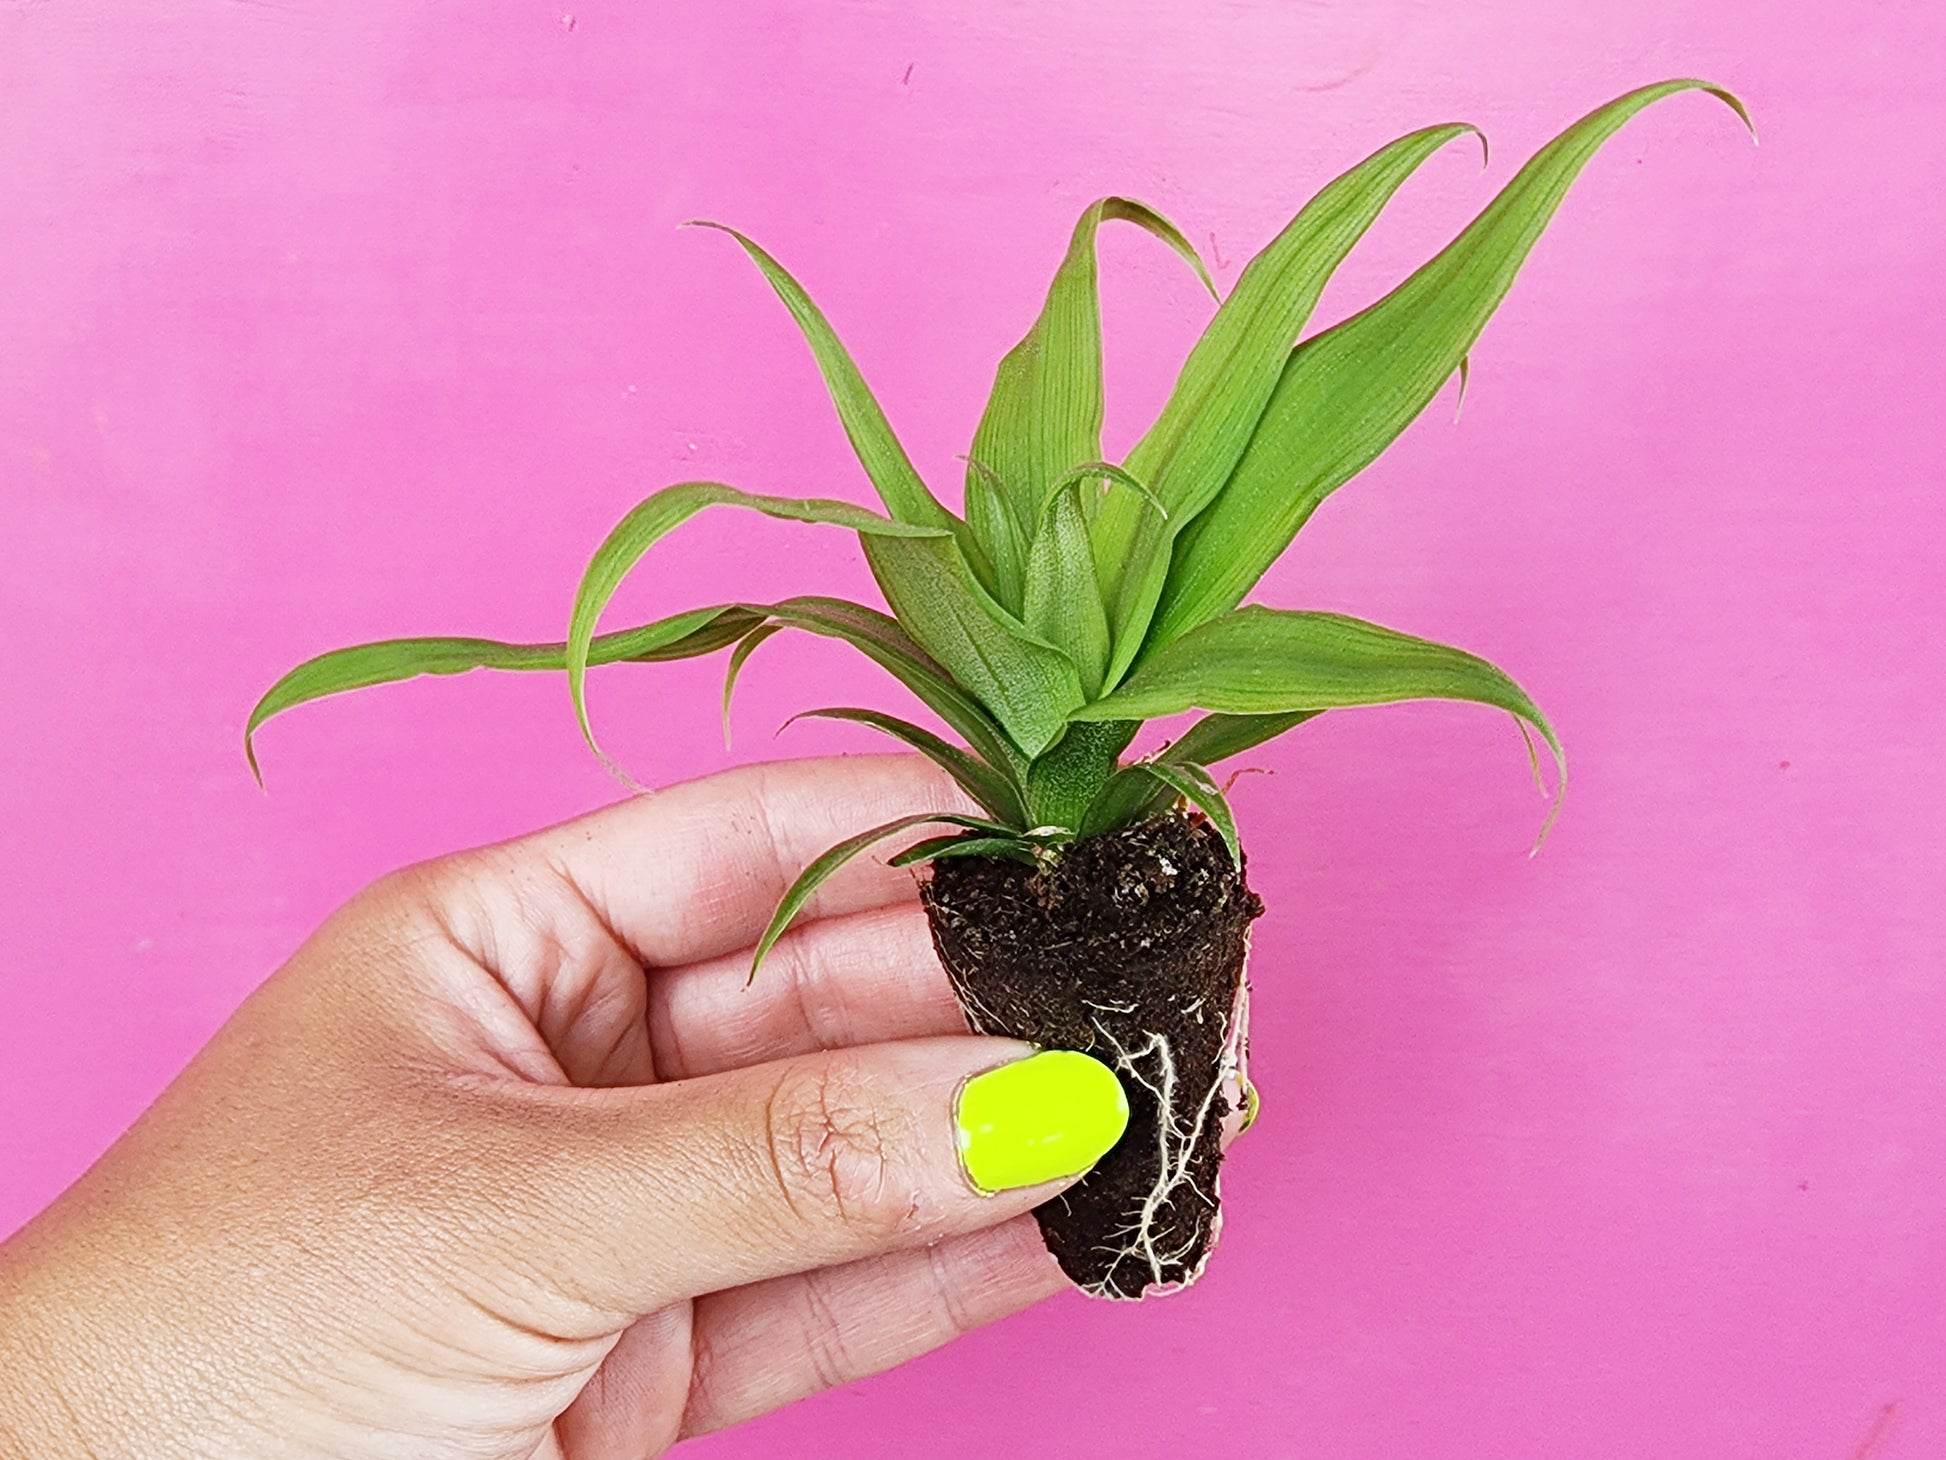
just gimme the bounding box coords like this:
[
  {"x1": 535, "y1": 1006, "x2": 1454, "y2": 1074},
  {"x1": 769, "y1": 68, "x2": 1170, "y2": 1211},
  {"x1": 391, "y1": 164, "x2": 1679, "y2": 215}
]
[
  {"x1": 1218, "y1": 964, "x2": 1254, "y2": 1145},
  {"x1": 951, "y1": 979, "x2": 1011, "y2": 1038},
  {"x1": 944, "y1": 912, "x2": 1257, "y2": 1303},
  {"x1": 1082, "y1": 936, "x2": 1255, "y2": 1301},
  {"x1": 1083, "y1": 1018, "x2": 1232, "y2": 1300}
]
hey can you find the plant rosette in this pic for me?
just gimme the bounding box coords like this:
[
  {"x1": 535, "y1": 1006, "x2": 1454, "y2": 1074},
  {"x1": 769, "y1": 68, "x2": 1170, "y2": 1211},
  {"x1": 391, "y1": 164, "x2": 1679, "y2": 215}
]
[{"x1": 249, "y1": 81, "x2": 1749, "y2": 1299}]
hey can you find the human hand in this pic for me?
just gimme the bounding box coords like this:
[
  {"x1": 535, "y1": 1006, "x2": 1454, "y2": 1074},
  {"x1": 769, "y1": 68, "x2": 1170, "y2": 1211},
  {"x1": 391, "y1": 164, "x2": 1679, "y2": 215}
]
[{"x1": 0, "y1": 756, "x2": 1131, "y2": 1460}]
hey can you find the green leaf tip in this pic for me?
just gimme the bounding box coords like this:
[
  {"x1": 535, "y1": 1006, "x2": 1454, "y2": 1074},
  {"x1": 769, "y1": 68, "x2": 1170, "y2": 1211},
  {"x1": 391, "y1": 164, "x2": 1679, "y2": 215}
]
[
  {"x1": 244, "y1": 726, "x2": 267, "y2": 790},
  {"x1": 1074, "y1": 604, "x2": 1565, "y2": 851},
  {"x1": 1091, "y1": 119, "x2": 1495, "y2": 687},
  {"x1": 720, "y1": 624, "x2": 782, "y2": 748},
  {"x1": 750, "y1": 811, "x2": 1017, "y2": 980},
  {"x1": 243, "y1": 609, "x2": 763, "y2": 789},
  {"x1": 565, "y1": 480, "x2": 946, "y2": 782},
  {"x1": 1148, "y1": 78, "x2": 1756, "y2": 650},
  {"x1": 780, "y1": 705, "x2": 1027, "y2": 825},
  {"x1": 1470, "y1": 124, "x2": 1491, "y2": 171},
  {"x1": 1681, "y1": 79, "x2": 1757, "y2": 144}
]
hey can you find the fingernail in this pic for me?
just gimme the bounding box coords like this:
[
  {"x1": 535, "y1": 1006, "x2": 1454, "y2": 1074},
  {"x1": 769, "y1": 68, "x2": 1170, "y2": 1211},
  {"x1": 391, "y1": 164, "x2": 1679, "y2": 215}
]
[{"x1": 954, "y1": 1050, "x2": 1129, "y2": 1194}]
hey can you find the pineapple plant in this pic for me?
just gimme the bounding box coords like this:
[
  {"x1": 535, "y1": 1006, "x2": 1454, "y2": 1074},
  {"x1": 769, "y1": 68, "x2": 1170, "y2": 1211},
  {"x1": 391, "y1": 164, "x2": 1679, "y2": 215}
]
[{"x1": 249, "y1": 80, "x2": 1748, "y2": 1300}]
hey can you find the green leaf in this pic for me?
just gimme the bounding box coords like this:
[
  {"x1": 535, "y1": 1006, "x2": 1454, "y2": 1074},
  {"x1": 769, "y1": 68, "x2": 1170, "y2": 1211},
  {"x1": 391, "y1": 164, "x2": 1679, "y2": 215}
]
[
  {"x1": 565, "y1": 481, "x2": 944, "y2": 766},
  {"x1": 756, "y1": 596, "x2": 1027, "y2": 786},
  {"x1": 687, "y1": 222, "x2": 961, "y2": 538},
  {"x1": 1020, "y1": 462, "x2": 1165, "y2": 698},
  {"x1": 1023, "y1": 718, "x2": 1139, "y2": 832},
  {"x1": 1051, "y1": 460, "x2": 1168, "y2": 522},
  {"x1": 1133, "y1": 761, "x2": 1242, "y2": 862},
  {"x1": 1163, "y1": 709, "x2": 1322, "y2": 767},
  {"x1": 887, "y1": 834, "x2": 1039, "y2": 868},
  {"x1": 1151, "y1": 79, "x2": 1752, "y2": 646},
  {"x1": 720, "y1": 624, "x2": 783, "y2": 745},
  {"x1": 1073, "y1": 766, "x2": 1163, "y2": 838},
  {"x1": 966, "y1": 197, "x2": 1213, "y2": 609},
  {"x1": 1022, "y1": 477, "x2": 1112, "y2": 696},
  {"x1": 862, "y1": 532, "x2": 1085, "y2": 758},
  {"x1": 960, "y1": 456, "x2": 1030, "y2": 609},
  {"x1": 1079, "y1": 709, "x2": 1324, "y2": 832},
  {"x1": 1072, "y1": 604, "x2": 1564, "y2": 834},
  {"x1": 1091, "y1": 123, "x2": 1487, "y2": 684},
  {"x1": 246, "y1": 605, "x2": 762, "y2": 783},
  {"x1": 783, "y1": 706, "x2": 1027, "y2": 826},
  {"x1": 252, "y1": 588, "x2": 1036, "y2": 809},
  {"x1": 751, "y1": 811, "x2": 1019, "y2": 978}
]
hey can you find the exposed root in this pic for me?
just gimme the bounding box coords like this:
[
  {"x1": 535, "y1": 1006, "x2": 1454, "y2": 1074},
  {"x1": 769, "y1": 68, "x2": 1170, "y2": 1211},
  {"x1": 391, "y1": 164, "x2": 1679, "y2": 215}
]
[
  {"x1": 952, "y1": 980, "x2": 1011, "y2": 1037},
  {"x1": 1083, "y1": 1020, "x2": 1230, "y2": 1300},
  {"x1": 921, "y1": 810, "x2": 1261, "y2": 1299}
]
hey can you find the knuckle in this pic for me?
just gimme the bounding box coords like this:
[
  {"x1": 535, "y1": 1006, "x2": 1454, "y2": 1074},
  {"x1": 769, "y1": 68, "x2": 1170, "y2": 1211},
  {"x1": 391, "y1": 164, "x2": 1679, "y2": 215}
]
[
  {"x1": 356, "y1": 856, "x2": 464, "y2": 924},
  {"x1": 762, "y1": 1059, "x2": 915, "y2": 1241}
]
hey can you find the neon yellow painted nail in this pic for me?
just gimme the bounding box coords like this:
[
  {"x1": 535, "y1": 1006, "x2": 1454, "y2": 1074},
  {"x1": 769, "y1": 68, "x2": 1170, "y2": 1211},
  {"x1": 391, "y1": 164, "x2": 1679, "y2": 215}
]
[{"x1": 954, "y1": 1050, "x2": 1129, "y2": 1194}]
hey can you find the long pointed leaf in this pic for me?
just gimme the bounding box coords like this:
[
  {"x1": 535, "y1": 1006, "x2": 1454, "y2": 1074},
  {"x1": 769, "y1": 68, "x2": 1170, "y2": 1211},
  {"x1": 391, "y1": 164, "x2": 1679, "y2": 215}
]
[
  {"x1": 1138, "y1": 762, "x2": 1241, "y2": 862},
  {"x1": 887, "y1": 834, "x2": 1040, "y2": 869},
  {"x1": 1022, "y1": 481, "x2": 1112, "y2": 696},
  {"x1": 1091, "y1": 123, "x2": 1486, "y2": 684},
  {"x1": 757, "y1": 595, "x2": 1027, "y2": 785},
  {"x1": 1151, "y1": 80, "x2": 1751, "y2": 646},
  {"x1": 784, "y1": 706, "x2": 1026, "y2": 825},
  {"x1": 687, "y1": 222, "x2": 963, "y2": 538},
  {"x1": 720, "y1": 624, "x2": 783, "y2": 744},
  {"x1": 863, "y1": 533, "x2": 1084, "y2": 758},
  {"x1": 565, "y1": 481, "x2": 943, "y2": 763},
  {"x1": 966, "y1": 197, "x2": 1213, "y2": 609},
  {"x1": 1071, "y1": 604, "x2": 1564, "y2": 828},
  {"x1": 255, "y1": 587, "x2": 1036, "y2": 808},
  {"x1": 1078, "y1": 758, "x2": 1241, "y2": 857},
  {"x1": 246, "y1": 605, "x2": 762, "y2": 782},
  {"x1": 960, "y1": 457, "x2": 1030, "y2": 608},
  {"x1": 1085, "y1": 709, "x2": 1325, "y2": 831},
  {"x1": 1164, "y1": 709, "x2": 1322, "y2": 767},
  {"x1": 751, "y1": 811, "x2": 1018, "y2": 977}
]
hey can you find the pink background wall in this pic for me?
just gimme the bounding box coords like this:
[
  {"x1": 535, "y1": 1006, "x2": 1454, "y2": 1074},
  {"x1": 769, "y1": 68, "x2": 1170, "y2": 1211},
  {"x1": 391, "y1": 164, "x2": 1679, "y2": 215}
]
[{"x1": 3, "y1": 2, "x2": 1942, "y2": 1455}]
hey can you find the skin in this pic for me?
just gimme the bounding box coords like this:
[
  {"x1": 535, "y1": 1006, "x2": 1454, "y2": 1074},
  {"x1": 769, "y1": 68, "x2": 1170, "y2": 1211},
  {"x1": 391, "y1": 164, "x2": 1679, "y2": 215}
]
[{"x1": 0, "y1": 756, "x2": 1091, "y2": 1460}]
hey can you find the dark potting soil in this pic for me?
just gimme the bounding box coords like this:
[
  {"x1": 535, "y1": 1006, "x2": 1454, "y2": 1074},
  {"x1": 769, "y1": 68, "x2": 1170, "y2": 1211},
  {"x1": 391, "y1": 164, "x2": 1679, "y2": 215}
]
[{"x1": 921, "y1": 810, "x2": 1262, "y2": 1299}]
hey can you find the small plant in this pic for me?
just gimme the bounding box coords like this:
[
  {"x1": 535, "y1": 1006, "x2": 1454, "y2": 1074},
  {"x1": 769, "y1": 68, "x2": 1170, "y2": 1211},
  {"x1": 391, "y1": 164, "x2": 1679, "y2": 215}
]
[{"x1": 250, "y1": 80, "x2": 1748, "y2": 1300}]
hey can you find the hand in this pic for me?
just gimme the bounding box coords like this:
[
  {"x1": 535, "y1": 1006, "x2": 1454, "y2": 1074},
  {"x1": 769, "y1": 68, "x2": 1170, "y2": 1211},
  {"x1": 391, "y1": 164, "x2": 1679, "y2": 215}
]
[{"x1": 0, "y1": 756, "x2": 1129, "y2": 1460}]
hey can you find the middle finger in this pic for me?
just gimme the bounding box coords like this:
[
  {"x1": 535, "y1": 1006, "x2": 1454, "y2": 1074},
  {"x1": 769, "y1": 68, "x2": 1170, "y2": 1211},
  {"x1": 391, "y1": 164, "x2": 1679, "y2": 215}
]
[{"x1": 647, "y1": 900, "x2": 968, "y2": 1080}]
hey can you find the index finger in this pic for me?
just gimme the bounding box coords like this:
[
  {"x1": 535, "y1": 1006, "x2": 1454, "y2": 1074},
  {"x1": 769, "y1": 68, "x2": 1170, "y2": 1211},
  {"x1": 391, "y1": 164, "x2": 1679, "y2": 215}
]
[{"x1": 519, "y1": 754, "x2": 979, "y2": 968}]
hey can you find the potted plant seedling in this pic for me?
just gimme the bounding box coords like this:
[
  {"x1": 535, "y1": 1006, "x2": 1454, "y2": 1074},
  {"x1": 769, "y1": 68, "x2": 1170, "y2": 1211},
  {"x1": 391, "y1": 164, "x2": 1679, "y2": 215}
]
[{"x1": 250, "y1": 80, "x2": 1748, "y2": 1299}]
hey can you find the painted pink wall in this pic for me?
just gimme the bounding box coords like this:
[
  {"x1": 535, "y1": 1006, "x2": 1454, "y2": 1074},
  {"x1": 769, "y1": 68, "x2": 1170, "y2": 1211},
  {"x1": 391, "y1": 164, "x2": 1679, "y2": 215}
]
[{"x1": 3, "y1": 2, "x2": 1941, "y2": 1455}]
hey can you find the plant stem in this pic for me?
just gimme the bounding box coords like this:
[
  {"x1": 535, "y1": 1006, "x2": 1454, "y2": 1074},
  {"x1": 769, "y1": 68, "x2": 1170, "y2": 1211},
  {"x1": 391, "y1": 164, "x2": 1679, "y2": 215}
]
[{"x1": 1025, "y1": 720, "x2": 1138, "y2": 831}]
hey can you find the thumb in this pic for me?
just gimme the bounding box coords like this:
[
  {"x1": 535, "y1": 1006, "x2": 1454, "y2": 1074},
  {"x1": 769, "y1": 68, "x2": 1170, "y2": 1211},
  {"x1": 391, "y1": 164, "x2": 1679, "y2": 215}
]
[{"x1": 493, "y1": 1038, "x2": 1128, "y2": 1316}]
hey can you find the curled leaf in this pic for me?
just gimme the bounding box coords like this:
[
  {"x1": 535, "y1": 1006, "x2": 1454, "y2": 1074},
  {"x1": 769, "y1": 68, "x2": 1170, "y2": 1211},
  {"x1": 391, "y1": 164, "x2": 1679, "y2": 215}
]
[
  {"x1": 752, "y1": 811, "x2": 1020, "y2": 978},
  {"x1": 565, "y1": 481, "x2": 943, "y2": 770},
  {"x1": 247, "y1": 605, "x2": 761, "y2": 783},
  {"x1": 1074, "y1": 604, "x2": 1564, "y2": 839},
  {"x1": 784, "y1": 706, "x2": 1027, "y2": 825}
]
